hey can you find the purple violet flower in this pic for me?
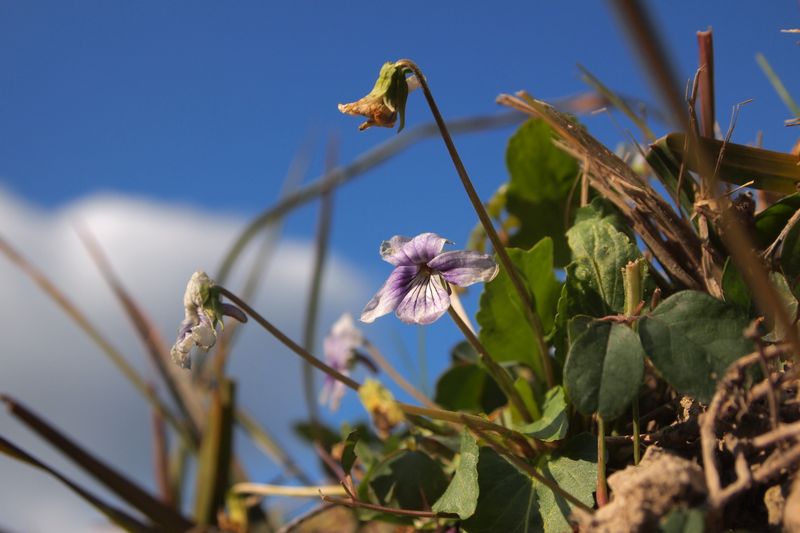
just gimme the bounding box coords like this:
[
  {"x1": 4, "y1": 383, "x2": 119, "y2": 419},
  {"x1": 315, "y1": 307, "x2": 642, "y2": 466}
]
[
  {"x1": 361, "y1": 233, "x2": 499, "y2": 325},
  {"x1": 319, "y1": 313, "x2": 364, "y2": 411}
]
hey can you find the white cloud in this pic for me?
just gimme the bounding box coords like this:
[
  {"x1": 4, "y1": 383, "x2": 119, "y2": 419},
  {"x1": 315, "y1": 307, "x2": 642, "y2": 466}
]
[{"x1": 0, "y1": 188, "x2": 371, "y2": 532}]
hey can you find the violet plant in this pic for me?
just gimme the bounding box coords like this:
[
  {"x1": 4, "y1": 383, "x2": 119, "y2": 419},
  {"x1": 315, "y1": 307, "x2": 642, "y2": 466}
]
[{"x1": 5, "y1": 18, "x2": 800, "y2": 533}]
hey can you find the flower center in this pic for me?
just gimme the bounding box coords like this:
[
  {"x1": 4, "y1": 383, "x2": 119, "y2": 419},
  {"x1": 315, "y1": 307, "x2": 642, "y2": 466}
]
[{"x1": 418, "y1": 263, "x2": 434, "y2": 277}]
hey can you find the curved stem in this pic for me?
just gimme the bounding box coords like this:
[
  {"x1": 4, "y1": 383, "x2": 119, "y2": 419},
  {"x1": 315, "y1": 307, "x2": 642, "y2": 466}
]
[
  {"x1": 447, "y1": 307, "x2": 534, "y2": 423},
  {"x1": 217, "y1": 287, "x2": 360, "y2": 391},
  {"x1": 394, "y1": 59, "x2": 554, "y2": 388}
]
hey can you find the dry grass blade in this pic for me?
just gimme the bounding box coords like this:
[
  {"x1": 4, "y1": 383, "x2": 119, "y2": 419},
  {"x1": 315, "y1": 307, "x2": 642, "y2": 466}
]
[
  {"x1": 577, "y1": 63, "x2": 656, "y2": 141},
  {"x1": 0, "y1": 235, "x2": 191, "y2": 442},
  {"x1": 756, "y1": 53, "x2": 800, "y2": 118},
  {"x1": 497, "y1": 92, "x2": 705, "y2": 290},
  {"x1": 608, "y1": 0, "x2": 800, "y2": 358},
  {"x1": 0, "y1": 436, "x2": 157, "y2": 533},
  {"x1": 0, "y1": 395, "x2": 194, "y2": 530},
  {"x1": 656, "y1": 133, "x2": 800, "y2": 193},
  {"x1": 194, "y1": 379, "x2": 236, "y2": 525},
  {"x1": 216, "y1": 111, "x2": 524, "y2": 283},
  {"x1": 75, "y1": 224, "x2": 204, "y2": 442}
]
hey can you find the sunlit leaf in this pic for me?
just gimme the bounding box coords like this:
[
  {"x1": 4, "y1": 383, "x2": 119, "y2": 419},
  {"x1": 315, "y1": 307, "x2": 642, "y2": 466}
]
[
  {"x1": 505, "y1": 119, "x2": 580, "y2": 266},
  {"x1": 432, "y1": 431, "x2": 480, "y2": 519},
  {"x1": 477, "y1": 238, "x2": 561, "y2": 378},
  {"x1": 514, "y1": 386, "x2": 569, "y2": 442}
]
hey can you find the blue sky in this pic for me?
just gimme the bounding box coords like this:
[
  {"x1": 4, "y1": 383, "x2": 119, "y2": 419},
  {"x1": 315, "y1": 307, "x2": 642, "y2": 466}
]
[{"x1": 1, "y1": 1, "x2": 799, "y2": 529}]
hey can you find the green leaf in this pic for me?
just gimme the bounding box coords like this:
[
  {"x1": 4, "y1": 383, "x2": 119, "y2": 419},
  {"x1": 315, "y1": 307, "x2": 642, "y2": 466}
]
[
  {"x1": 659, "y1": 508, "x2": 706, "y2": 533},
  {"x1": 655, "y1": 133, "x2": 800, "y2": 194},
  {"x1": 463, "y1": 434, "x2": 596, "y2": 533},
  {"x1": 782, "y1": 217, "x2": 800, "y2": 282},
  {"x1": 477, "y1": 238, "x2": 561, "y2": 377},
  {"x1": 754, "y1": 193, "x2": 800, "y2": 248},
  {"x1": 452, "y1": 340, "x2": 479, "y2": 364},
  {"x1": 515, "y1": 386, "x2": 569, "y2": 441},
  {"x1": 432, "y1": 431, "x2": 480, "y2": 519},
  {"x1": 366, "y1": 450, "x2": 449, "y2": 511},
  {"x1": 573, "y1": 197, "x2": 634, "y2": 240},
  {"x1": 564, "y1": 321, "x2": 644, "y2": 419},
  {"x1": 639, "y1": 291, "x2": 753, "y2": 403},
  {"x1": 721, "y1": 258, "x2": 751, "y2": 312},
  {"x1": 511, "y1": 377, "x2": 541, "y2": 423},
  {"x1": 565, "y1": 209, "x2": 643, "y2": 315},
  {"x1": 434, "y1": 363, "x2": 506, "y2": 414},
  {"x1": 341, "y1": 430, "x2": 361, "y2": 476},
  {"x1": 505, "y1": 119, "x2": 580, "y2": 266}
]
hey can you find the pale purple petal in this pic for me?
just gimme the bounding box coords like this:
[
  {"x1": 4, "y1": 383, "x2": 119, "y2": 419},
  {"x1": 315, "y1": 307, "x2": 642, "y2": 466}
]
[
  {"x1": 380, "y1": 236, "x2": 413, "y2": 265},
  {"x1": 319, "y1": 374, "x2": 347, "y2": 411},
  {"x1": 330, "y1": 313, "x2": 363, "y2": 347},
  {"x1": 324, "y1": 334, "x2": 353, "y2": 370},
  {"x1": 381, "y1": 233, "x2": 450, "y2": 266},
  {"x1": 360, "y1": 265, "x2": 418, "y2": 323},
  {"x1": 395, "y1": 273, "x2": 451, "y2": 325},
  {"x1": 428, "y1": 250, "x2": 499, "y2": 287}
]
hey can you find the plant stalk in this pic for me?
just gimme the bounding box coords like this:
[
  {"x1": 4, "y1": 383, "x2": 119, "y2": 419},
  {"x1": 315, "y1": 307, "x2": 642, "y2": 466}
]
[
  {"x1": 217, "y1": 287, "x2": 360, "y2": 391},
  {"x1": 394, "y1": 58, "x2": 554, "y2": 388},
  {"x1": 597, "y1": 414, "x2": 608, "y2": 507},
  {"x1": 448, "y1": 307, "x2": 534, "y2": 423},
  {"x1": 623, "y1": 259, "x2": 644, "y2": 465}
]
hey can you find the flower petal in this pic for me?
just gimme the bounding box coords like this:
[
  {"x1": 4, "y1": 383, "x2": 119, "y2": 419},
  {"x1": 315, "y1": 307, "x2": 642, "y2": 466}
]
[
  {"x1": 360, "y1": 265, "x2": 418, "y2": 323},
  {"x1": 395, "y1": 273, "x2": 450, "y2": 325},
  {"x1": 380, "y1": 233, "x2": 450, "y2": 266},
  {"x1": 428, "y1": 250, "x2": 499, "y2": 287},
  {"x1": 319, "y1": 374, "x2": 347, "y2": 411},
  {"x1": 379, "y1": 235, "x2": 413, "y2": 265}
]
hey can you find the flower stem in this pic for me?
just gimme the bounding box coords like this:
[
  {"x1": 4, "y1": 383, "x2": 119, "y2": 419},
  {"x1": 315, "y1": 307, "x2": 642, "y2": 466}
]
[
  {"x1": 447, "y1": 307, "x2": 534, "y2": 423},
  {"x1": 217, "y1": 287, "x2": 360, "y2": 391},
  {"x1": 623, "y1": 259, "x2": 644, "y2": 465},
  {"x1": 394, "y1": 59, "x2": 554, "y2": 389},
  {"x1": 597, "y1": 414, "x2": 608, "y2": 507}
]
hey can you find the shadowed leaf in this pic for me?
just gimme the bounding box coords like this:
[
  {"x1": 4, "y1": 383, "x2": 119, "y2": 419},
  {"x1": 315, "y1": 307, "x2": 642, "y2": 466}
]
[{"x1": 638, "y1": 291, "x2": 753, "y2": 403}]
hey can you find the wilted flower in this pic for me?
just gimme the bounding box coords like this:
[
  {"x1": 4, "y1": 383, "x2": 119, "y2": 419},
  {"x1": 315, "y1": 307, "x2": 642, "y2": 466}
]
[
  {"x1": 170, "y1": 271, "x2": 246, "y2": 369},
  {"x1": 338, "y1": 62, "x2": 410, "y2": 132},
  {"x1": 320, "y1": 313, "x2": 365, "y2": 411},
  {"x1": 361, "y1": 233, "x2": 499, "y2": 325},
  {"x1": 358, "y1": 378, "x2": 404, "y2": 439}
]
